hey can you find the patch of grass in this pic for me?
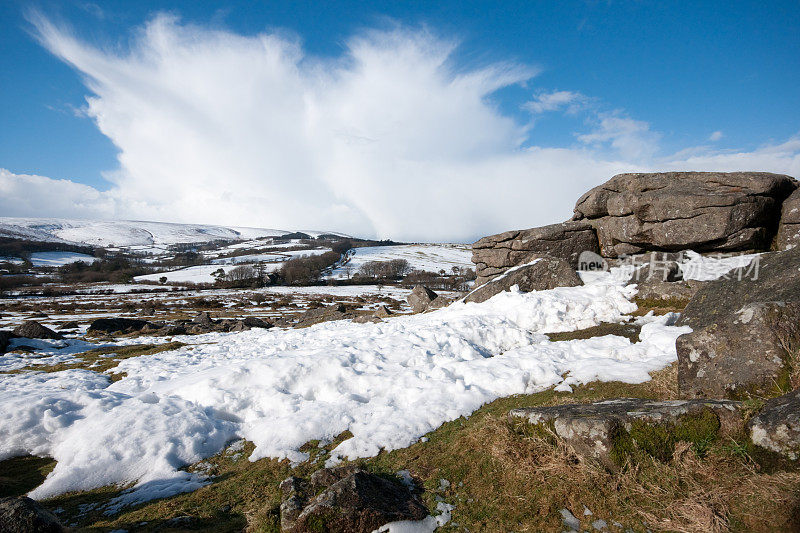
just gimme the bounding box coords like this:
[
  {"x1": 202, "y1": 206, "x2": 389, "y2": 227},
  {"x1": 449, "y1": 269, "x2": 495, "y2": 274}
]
[
  {"x1": 35, "y1": 374, "x2": 800, "y2": 533},
  {"x1": 633, "y1": 296, "x2": 690, "y2": 316},
  {"x1": 545, "y1": 322, "x2": 642, "y2": 343},
  {"x1": 2, "y1": 342, "x2": 185, "y2": 379},
  {"x1": 0, "y1": 455, "x2": 56, "y2": 497}
]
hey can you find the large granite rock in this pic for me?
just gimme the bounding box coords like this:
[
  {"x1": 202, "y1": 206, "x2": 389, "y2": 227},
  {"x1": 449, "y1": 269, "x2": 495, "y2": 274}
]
[
  {"x1": 677, "y1": 302, "x2": 800, "y2": 399},
  {"x1": 464, "y1": 257, "x2": 582, "y2": 304},
  {"x1": 573, "y1": 172, "x2": 797, "y2": 257},
  {"x1": 748, "y1": 389, "x2": 800, "y2": 460},
  {"x1": 676, "y1": 246, "x2": 800, "y2": 398},
  {"x1": 677, "y1": 246, "x2": 800, "y2": 330},
  {"x1": 280, "y1": 466, "x2": 428, "y2": 533},
  {"x1": 777, "y1": 187, "x2": 800, "y2": 250},
  {"x1": 471, "y1": 221, "x2": 599, "y2": 285},
  {"x1": 510, "y1": 398, "x2": 741, "y2": 468},
  {"x1": 0, "y1": 496, "x2": 64, "y2": 533}
]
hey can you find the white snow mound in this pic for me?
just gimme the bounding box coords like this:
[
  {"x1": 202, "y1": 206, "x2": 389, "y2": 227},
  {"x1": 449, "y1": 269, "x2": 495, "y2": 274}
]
[{"x1": 0, "y1": 278, "x2": 690, "y2": 504}]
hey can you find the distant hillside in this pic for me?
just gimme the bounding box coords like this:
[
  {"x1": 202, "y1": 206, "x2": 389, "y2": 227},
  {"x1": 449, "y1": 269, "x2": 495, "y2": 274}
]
[{"x1": 0, "y1": 217, "x2": 347, "y2": 249}]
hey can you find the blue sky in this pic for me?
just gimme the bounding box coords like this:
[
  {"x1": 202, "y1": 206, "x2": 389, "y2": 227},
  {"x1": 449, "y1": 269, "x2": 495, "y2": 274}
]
[{"x1": 1, "y1": 1, "x2": 799, "y2": 240}]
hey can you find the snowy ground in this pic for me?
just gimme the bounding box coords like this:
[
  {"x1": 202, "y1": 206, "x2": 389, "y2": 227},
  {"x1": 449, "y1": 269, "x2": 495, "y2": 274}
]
[
  {"x1": 328, "y1": 244, "x2": 473, "y2": 278},
  {"x1": 0, "y1": 269, "x2": 691, "y2": 510},
  {"x1": 28, "y1": 252, "x2": 99, "y2": 267}
]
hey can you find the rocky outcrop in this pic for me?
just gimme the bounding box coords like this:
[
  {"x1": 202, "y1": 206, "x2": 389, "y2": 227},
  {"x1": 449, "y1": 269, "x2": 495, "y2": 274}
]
[
  {"x1": 464, "y1": 257, "x2": 583, "y2": 304},
  {"x1": 12, "y1": 321, "x2": 62, "y2": 340},
  {"x1": 471, "y1": 221, "x2": 598, "y2": 284},
  {"x1": 0, "y1": 496, "x2": 64, "y2": 533},
  {"x1": 573, "y1": 172, "x2": 797, "y2": 257},
  {"x1": 776, "y1": 187, "x2": 800, "y2": 250},
  {"x1": 748, "y1": 389, "x2": 800, "y2": 460},
  {"x1": 280, "y1": 466, "x2": 428, "y2": 533},
  {"x1": 676, "y1": 246, "x2": 800, "y2": 398},
  {"x1": 510, "y1": 398, "x2": 742, "y2": 468},
  {"x1": 0, "y1": 331, "x2": 16, "y2": 353},
  {"x1": 407, "y1": 285, "x2": 439, "y2": 313}
]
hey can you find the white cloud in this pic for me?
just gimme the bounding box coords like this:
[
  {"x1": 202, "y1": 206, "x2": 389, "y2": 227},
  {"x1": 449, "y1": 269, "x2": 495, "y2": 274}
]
[
  {"x1": 13, "y1": 14, "x2": 800, "y2": 242},
  {"x1": 577, "y1": 112, "x2": 661, "y2": 161},
  {"x1": 524, "y1": 90, "x2": 588, "y2": 114},
  {"x1": 0, "y1": 169, "x2": 115, "y2": 219},
  {"x1": 709, "y1": 130, "x2": 724, "y2": 141}
]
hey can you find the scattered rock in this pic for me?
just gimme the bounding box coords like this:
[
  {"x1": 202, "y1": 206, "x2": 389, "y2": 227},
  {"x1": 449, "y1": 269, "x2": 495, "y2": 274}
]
[
  {"x1": 407, "y1": 286, "x2": 438, "y2": 313},
  {"x1": 373, "y1": 305, "x2": 393, "y2": 319},
  {"x1": 28, "y1": 312, "x2": 48, "y2": 319},
  {"x1": 472, "y1": 221, "x2": 599, "y2": 284},
  {"x1": 0, "y1": 496, "x2": 65, "y2": 533},
  {"x1": 776, "y1": 187, "x2": 800, "y2": 250},
  {"x1": 748, "y1": 389, "x2": 800, "y2": 460},
  {"x1": 192, "y1": 312, "x2": 215, "y2": 327},
  {"x1": 677, "y1": 302, "x2": 800, "y2": 399},
  {"x1": 296, "y1": 304, "x2": 348, "y2": 328},
  {"x1": 57, "y1": 321, "x2": 79, "y2": 330},
  {"x1": 12, "y1": 321, "x2": 62, "y2": 340},
  {"x1": 464, "y1": 256, "x2": 582, "y2": 304},
  {"x1": 88, "y1": 317, "x2": 152, "y2": 334},
  {"x1": 141, "y1": 306, "x2": 156, "y2": 316},
  {"x1": 573, "y1": 171, "x2": 797, "y2": 257},
  {"x1": 510, "y1": 398, "x2": 742, "y2": 468},
  {"x1": 627, "y1": 258, "x2": 683, "y2": 285},
  {"x1": 280, "y1": 466, "x2": 428, "y2": 533}
]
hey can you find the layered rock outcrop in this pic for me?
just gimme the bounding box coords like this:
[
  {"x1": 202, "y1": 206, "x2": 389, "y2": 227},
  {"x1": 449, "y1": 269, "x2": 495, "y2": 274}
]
[
  {"x1": 472, "y1": 171, "x2": 798, "y2": 285},
  {"x1": 471, "y1": 221, "x2": 598, "y2": 285},
  {"x1": 464, "y1": 257, "x2": 582, "y2": 304},
  {"x1": 573, "y1": 171, "x2": 797, "y2": 257}
]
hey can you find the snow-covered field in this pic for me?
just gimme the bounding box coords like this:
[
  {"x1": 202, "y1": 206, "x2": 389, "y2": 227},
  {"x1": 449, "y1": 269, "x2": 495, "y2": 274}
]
[
  {"x1": 328, "y1": 244, "x2": 473, "y2": 278},
  {"x1": 0, "y1": 270, "x2": 691, "y2": 509},
  {"x1": 0, "y1": 217, "x2": 344, "y2": 249},
  {"x1": 28, "y1": 251, "x2": 99, "y2": 267}
]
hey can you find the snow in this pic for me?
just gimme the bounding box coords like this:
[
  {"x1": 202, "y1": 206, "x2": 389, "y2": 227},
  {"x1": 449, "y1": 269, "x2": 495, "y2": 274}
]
[
  {"x1": 28, "y1": 252, "x2": 98, "y2": 267},
  {"x1": 373, "y1": 502, "x2": 455, "y2": 532},
  {"x1": 679, "y1": 250, "x2": 761, "y2": 281},
  {"x1": 0, "y1": 272, "x2": 694, "y2": 508},
  {"x1": 328, "y1": 244, "x2": 472, "y2": 278},
  {"x1": 0, "y1": 217, "x2": 336, "y2": 248}
]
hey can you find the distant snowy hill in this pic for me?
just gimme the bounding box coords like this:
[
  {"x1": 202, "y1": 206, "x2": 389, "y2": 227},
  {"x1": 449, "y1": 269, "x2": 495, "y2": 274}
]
[{"x1": 0, "y1": 217, "x2": 345, "y2": 249}]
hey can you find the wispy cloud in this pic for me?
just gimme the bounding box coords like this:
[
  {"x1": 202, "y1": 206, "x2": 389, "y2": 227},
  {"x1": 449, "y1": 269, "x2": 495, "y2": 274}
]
[
  {"x1": 15, "y1": 13, "x2": 800, "y2": 241},
  {"x1": 709, "y1": 130, "x2": 724, "y2": 141}
]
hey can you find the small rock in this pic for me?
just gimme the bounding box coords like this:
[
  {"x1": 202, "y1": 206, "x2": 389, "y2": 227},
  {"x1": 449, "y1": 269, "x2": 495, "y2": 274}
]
[
  {"x1": 748, "y1": 388, "x2": 800, "y2": 460},
  {"x1": 192, "y1": 312, "x2": 215, "y2": 327},
  {"x1": 407, "y1": 286, "x2": 438, "y2": 313},
  {"x1": 353, "y1": 315, "x2": 382, "y2": 324},
  {"x1": 560, "y1": 508, "x2": 581, "y2": 531},
  {"x1": 464, "y1": 256, "x2": 582, "y2": 304},
  {"x1": 373, "y1": 305, "x2": 393, "y2": 319},
  {"x1": 140, "y1": 306, "x2": 156, "y2": 316},
  {"x1": 295, "y1": 304, "x2": 348, "y2": 328},
  {"x1": 0, "y1": 330, "x2": 15, "y2": 354},
  {"x1": 280, "y1": 467, "x2": 428, "y2": 533},
  {"x1": 12, "y1": 321, "x2": 62, "y2": 340},
  {"x1": 57, "y1": 321, "x2": 79, "y2": 330},
  {"x1": 0, "y1": 496, "x2": 65, "y2": 533}
]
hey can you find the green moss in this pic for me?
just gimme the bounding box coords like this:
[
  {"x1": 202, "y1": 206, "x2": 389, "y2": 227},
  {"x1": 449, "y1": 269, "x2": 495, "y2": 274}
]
[{"x1": 613, "y1": 409, "x2": 721, "y2": 463}]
